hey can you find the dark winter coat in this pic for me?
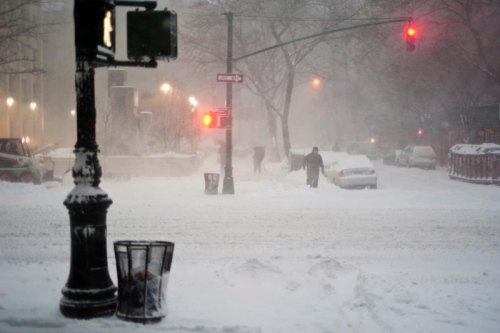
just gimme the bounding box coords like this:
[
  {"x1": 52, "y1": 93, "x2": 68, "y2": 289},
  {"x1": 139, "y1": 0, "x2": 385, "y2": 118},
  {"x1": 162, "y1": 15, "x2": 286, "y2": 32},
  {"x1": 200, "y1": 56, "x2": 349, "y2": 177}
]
[
  {"x1": 253, "y1": 147, "x2": 265, "y2": 162},
  {"x1": 303, "y1": 152, "x2": 324, "y2": 175}
]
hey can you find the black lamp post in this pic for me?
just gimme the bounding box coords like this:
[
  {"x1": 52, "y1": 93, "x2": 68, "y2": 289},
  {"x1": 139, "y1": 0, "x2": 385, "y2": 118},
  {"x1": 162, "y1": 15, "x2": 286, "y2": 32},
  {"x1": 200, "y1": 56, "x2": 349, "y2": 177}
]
[
  {"x1": 60, "y1": 0, "x2": 177, "y2": 318},
  {"x1": 60, "y1": 0, "x2": 117, "y2": 319}
]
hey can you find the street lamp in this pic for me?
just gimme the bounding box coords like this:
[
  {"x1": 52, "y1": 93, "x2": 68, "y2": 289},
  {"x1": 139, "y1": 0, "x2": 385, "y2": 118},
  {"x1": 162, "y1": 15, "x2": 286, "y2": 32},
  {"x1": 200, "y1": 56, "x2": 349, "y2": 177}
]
[
  {"x1": 160, "y1": 83, "x2": 172, "y2": 94},
  {"x1": 30, "y1": 102, "x2": 37, "y2": 111},
  {"x1": 189, "y1": 97, "x2": 198, "y2": 110},
  {"x1": 70, "y1": 110, "x2": 76, "y2": 117},
  {"x1": 7, "y1": 97, "x2": 14, "y2": 107},
  {"x1": 312, "y1": 78, "x2": 321, "y2": 87},
  {"x1": 189, "y1": 97, "x2": 198, "y2": 112}
]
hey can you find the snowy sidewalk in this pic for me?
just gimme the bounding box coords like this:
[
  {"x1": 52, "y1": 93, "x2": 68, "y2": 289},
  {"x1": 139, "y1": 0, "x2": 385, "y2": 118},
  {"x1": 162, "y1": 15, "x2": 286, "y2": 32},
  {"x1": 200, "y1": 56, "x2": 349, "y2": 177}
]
[{"x1": 0, "y1": 158, "x2": 499, "y2": 332}]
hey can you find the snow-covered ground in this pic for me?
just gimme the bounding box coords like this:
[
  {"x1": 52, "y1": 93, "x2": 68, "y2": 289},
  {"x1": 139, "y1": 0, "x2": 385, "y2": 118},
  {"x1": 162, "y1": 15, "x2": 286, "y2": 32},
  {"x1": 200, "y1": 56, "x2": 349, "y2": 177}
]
[{"x1": 0, "y1": 157, "x2": 499, "y2": 333}]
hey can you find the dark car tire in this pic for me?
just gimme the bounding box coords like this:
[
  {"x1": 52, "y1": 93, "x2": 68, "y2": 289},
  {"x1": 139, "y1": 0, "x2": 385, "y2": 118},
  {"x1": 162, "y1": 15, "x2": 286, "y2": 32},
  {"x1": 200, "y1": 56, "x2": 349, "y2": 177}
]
[
  {"x1": 20, "y1": 172, "x2": 34, "y2": 184},
  {"x1": 0, "y1": 172, "x2": 12, "y2": 182}
]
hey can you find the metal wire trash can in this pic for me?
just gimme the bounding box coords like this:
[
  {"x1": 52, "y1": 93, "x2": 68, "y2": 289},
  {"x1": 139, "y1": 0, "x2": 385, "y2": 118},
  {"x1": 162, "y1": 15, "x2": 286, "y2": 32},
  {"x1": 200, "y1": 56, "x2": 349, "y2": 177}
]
[
  {"x1": 114, "y1": 241, "x2": 175, "y2": 324},
  {"x1": 204, "y1": 173, "x2": 220, "y2": 194}
]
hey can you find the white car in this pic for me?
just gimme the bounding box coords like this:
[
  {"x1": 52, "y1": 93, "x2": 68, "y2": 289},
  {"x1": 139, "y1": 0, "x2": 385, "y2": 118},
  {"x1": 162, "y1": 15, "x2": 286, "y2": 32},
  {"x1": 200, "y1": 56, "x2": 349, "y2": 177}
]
[{"x1": 324, "y1": 154, "x2": 377, "y2": 189}]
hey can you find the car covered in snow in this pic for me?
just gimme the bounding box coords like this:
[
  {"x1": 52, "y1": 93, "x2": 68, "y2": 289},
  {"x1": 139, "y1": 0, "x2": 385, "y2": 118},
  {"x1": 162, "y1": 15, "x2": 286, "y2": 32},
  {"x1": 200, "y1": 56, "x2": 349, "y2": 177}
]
[
  {"x1": 397, "y1": 145, "x2": 437, "y2": 169},
  {"x1": 0, "y1": 138, "x2": 44, "y2": 184},
  {"x1": 324, "y1": 153, "x2": 377, "y2": 189}
]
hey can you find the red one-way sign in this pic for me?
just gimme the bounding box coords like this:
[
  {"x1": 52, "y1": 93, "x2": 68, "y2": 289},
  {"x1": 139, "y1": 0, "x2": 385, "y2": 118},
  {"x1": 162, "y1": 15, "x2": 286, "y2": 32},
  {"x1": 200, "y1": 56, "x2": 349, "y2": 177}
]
[{"x1": 217, "y1": 74, "x2": 243, "y2": 83}]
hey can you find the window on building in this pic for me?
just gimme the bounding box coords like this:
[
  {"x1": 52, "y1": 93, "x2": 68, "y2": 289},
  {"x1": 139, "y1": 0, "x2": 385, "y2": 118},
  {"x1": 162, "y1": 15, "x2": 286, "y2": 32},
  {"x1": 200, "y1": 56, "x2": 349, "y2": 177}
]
[
  {"x1": 21, "y1": 79, "x2": 29, "y2": 103},
  {"x1": 33, "y1": 83, "x2": 40, "y2": 99},
  {"x1": 9, "y1": 75, "x2": 18, "y2": 94}
]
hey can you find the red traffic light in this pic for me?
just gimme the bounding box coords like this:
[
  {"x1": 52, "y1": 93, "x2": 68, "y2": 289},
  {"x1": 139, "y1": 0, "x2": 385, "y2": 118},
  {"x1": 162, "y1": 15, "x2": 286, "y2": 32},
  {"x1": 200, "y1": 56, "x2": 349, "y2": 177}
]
[
  {"x1": 203, "y1": 113, "x2": 213, "y2": 127},
  {"x1": 417, "y1": 129, "x2": 423, "y2": 135},
  {"x1": 406, "y1": 24, "x2": 416, "y2": 52},
  {"x1": 203, "y1": 111, "x2": 227, "y2": 128}
]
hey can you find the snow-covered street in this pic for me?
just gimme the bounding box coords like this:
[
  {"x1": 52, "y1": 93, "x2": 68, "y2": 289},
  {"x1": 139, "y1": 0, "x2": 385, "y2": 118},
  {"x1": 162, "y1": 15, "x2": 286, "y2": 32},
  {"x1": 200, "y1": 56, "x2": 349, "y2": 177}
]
[{"x1": 0, "y1": 158, "x2": 499, "y2": 333}]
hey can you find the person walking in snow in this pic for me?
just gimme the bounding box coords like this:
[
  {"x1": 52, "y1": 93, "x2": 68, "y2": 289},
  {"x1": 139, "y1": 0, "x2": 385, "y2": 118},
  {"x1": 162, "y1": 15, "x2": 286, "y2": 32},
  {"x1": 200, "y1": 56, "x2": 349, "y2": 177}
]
[
  {"x1": 303, "y1": 147, "x2": 325, "y2": 188},
  {"x1": 253, "y1": 146, "x2": 265, "y2": 173}
]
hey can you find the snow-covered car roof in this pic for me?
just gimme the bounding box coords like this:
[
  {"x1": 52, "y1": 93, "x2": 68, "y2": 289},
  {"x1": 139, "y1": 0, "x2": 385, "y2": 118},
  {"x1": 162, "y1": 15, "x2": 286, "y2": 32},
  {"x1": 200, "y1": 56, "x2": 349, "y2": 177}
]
[
  {"x1": 321, "y1": 151, "x2": 348, "y2": 165},
  {"x1": 450, "y1": 143, "x2": 500, "y2": 155},
  {"x1": 329, "y1": 154, "x2": 374, "y2": 170},
  {"x1": 413, "y1": 146, "x2": 436, "y2": 156}
]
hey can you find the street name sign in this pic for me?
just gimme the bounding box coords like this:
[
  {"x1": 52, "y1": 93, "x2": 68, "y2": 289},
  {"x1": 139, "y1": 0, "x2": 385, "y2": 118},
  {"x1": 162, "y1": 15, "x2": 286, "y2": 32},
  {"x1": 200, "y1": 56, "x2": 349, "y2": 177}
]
[{"x1": 217, "y1": 74, "x2": 243, "y2": 83}]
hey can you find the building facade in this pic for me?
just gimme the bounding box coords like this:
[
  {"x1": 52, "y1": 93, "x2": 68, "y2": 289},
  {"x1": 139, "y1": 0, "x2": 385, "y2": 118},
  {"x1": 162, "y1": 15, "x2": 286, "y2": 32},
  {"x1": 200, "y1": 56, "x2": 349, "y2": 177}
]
[{"x1": 0, "y1": 2, "x2": 44, "y2": 148}]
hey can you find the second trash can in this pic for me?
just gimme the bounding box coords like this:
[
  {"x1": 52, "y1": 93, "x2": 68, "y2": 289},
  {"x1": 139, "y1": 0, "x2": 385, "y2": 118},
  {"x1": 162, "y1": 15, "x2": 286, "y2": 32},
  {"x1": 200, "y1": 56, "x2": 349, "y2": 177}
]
[
  {"x1": 204, "y1": 173, "x2": 220, "y2": 194},
  {"x1": 114, "y1": 241, "x2": 175, "y2": 324}
]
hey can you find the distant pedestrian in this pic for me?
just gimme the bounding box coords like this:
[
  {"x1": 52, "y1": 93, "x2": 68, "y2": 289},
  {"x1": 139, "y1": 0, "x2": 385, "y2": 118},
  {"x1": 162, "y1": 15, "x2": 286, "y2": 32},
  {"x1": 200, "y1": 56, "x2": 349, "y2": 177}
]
[
  {"x1": 253, "y1": 146, "x2": 265, "y2": 173},
  {"x1": 303, "y1": 147, "x2": 325, "y2": 188}
]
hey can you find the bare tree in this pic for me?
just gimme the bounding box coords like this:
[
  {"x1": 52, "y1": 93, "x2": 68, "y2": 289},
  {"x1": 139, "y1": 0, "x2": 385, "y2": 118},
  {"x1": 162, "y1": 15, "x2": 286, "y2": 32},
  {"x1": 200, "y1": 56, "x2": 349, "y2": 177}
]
[
  {"x1": 140, "y1": 89, "x2": 197, "y2": 153},
  {"x1": 0, "y1": 0, "x2": 61, "y2": 75},
  {"x1": 185, "y1": 0, "x2": 368, "y2": 159}
]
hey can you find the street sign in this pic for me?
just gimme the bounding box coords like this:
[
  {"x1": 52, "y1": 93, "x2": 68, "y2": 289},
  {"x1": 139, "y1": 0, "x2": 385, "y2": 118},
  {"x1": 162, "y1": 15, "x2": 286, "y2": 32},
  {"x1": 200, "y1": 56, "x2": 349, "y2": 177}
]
[{"x1": 217, "y1": 74, "x2": 243, "y2": 83}]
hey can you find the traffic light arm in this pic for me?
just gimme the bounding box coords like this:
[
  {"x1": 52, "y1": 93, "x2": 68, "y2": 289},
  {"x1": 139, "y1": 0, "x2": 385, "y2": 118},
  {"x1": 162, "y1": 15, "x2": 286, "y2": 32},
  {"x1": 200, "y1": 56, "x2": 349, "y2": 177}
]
[
  {"x1": 115, "y1": 0, "x2": 156, "y2": 10},
  {"x1": 92, "y1": 58, "x2": 158, "y2": 68},
  {"x1": 232, "y1": 18, "x2": 412, "y2": 62}
]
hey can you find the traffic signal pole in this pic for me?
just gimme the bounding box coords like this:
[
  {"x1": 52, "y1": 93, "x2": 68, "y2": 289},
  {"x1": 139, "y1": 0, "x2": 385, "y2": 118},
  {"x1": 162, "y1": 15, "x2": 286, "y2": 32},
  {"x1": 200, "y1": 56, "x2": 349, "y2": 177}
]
[
  {"x1": 60, "y1": 55, "x2": 117, "y2": 318},
  {"x1": 222, "y1": 12, "x2": 235, "y2": 194}
]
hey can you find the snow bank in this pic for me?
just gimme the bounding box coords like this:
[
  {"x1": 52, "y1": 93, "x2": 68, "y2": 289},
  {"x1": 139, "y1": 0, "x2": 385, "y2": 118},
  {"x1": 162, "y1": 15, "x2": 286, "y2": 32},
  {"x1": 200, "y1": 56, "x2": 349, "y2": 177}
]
[{"x1": 451, "y1": 143, "x2": 500, "y2": 155}]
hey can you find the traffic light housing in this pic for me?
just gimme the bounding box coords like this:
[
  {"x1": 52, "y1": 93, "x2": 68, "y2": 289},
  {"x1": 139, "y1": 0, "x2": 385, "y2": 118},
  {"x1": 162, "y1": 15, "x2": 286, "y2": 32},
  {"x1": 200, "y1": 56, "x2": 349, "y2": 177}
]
[
  {"x1": 74, "y1": 0, "x2": 116, "y2": 59},
  {"x1": 203, "y1": 111, "x2": 227, "y2": 128},
  {"x1": 406, "y1": 25, "x2": 416, "y2": 52},
  {"x1": 127, "y1": 10, "x2": 178, "y2": 61}
]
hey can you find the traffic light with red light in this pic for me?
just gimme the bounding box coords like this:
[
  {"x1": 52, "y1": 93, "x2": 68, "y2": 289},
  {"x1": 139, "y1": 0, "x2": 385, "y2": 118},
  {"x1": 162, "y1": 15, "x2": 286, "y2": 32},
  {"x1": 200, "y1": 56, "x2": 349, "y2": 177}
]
[
  {"x1": 406, "y1": 25, "x2": 416, "y2": 52},
  {"x1": 203, "y1": 110, "x2": 228, "y2": 128},
  {"x1": 203, "y1": 112, "x2": 213, "y2": 127},
  {"x1": 417, "y1": 129, "x2": 423, "y2": 135}
]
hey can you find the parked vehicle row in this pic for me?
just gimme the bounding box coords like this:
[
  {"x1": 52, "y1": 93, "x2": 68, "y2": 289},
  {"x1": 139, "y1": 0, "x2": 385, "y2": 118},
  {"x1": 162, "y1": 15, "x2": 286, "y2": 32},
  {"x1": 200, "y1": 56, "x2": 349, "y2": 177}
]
[
  {"x1": 397, "y1": 145, "x2": 437, "y2": 169},
  {"x1": 382, "y1": 145, "x2": 437, "y2": 170}
]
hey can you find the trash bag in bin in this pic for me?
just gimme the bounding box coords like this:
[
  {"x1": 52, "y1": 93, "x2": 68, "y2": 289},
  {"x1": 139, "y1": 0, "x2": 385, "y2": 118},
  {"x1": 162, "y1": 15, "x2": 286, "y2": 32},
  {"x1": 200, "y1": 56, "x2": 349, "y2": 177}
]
[
  {"x1": 114, "y1": 241, "x2": 174, "y2": 324},
  {"x1": 204, "y1": 173, "x2": 220, "y2": 194}
]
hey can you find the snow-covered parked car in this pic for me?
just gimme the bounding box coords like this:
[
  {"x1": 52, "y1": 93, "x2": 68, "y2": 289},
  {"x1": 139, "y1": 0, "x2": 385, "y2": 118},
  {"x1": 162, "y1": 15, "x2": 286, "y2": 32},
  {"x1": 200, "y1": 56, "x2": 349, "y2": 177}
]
[
  {"x1": 398, "y1": 145, "x2": 437, "y2": 169},
  {"x1": 0, "y1": 138, "x2": 44, "y2": 184},
  {"x1": 324, "y1": 153, "x2": 377, "y2": 189}
]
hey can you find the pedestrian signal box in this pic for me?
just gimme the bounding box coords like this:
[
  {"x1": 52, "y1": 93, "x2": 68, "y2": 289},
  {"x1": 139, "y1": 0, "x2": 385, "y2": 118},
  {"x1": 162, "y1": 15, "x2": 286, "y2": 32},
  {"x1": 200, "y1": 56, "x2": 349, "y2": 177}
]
[
  {"x1": 74, "y1": 0, "x2": 116, "y2": 59},
  {"x1": 127, "y1": 10, "x2": 178, "y2": 61}
]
